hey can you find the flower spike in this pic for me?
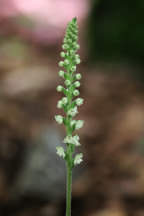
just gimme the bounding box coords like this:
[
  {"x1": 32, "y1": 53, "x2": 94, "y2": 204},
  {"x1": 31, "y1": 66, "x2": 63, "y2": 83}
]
[{"x1": 55, "y1": 17, "x2": 84, "y2": 216}]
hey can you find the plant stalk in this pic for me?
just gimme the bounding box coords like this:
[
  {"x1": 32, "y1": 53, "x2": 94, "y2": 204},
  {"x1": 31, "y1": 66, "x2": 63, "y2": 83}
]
[{"x1": 66, "y1": 147, "x2": 72, "y2": 216}]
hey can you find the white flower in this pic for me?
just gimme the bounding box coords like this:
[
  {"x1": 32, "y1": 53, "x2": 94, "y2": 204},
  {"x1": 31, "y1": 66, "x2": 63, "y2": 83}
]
[
  {"x1": 55, "y1": 115, "x2": 63, "y2": 124},
  {"x1": 75, "y1": 120, "x2": 84, "y2": 130},
  {"x1": 76, "y1": 98, "x2": 84, "y2": 106},
  {"x1": 67, "y1": 106, "x2": 78, "y2": 117},
  {"x1": 57, "y1": 100, "x2": 63, "y2": 108},
  {"x1": 63, "y1": 135, "x2": 73, "y2": 144},
  {"x1": 72, "y1": 135, "x2": 80, "y2": 146},
  {"x1": 62, "y1": 97, "x2": 68, "y2": 104},
  {"x1": 74, "y1": 153, "x2": 83, "y2": 165},
  {"x1": 71, "y1": 119, "x2": 76, "y2": 126},
  {"x1": 56, "y1": 146, "x2": 65, "y2": 158},
  {"x1": 63, "y1": 134, "x2": 80, "y2": 146}
]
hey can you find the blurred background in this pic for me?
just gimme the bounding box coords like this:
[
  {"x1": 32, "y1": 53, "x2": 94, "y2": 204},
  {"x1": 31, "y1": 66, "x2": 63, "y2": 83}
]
[{"x1": 0, "y1": 0, "x2": 144, "y2": 215}]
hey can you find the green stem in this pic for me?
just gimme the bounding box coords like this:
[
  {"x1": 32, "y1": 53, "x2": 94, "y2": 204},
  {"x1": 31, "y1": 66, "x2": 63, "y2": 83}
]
[
  {"x1": 66, "y1": 156, "x2": 72, "y2": 216},
  {"x1": 66, "y1": 52, "x2": 73, "y2": 216}
]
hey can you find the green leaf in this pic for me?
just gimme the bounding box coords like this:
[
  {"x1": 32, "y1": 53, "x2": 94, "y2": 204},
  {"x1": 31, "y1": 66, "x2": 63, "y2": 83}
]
[
  {"x1": 71, "y1": 83, "x2": 75, "y2": 92},
  {"x1": 64, "y1": 151, "x2": 68, "y2": 161},
  {"x1": 62, "y1": 104, "x2": 67, "y2": 112},
  {"x1": 70, "y1": 124, "x2": 76, "y2": 134},
  {"x1": 71, "y1": 100, "x2": 76, "y2": 108},
  {"x1": 64, "y1": 73, "x2": 69, "y2": 80},
  {"x1": 71, "y1": 157, "x2": 75, "y2": 169},
  {"x1": 73, "y1": 17, "x2": 77, "y2": 23},
  {"x1": 62, "y1": 88, "x2": 68, "y2": 96},
  {"x1": 63, "y1": 117, "x2": 67, "y2": 126},
  {"x1": 71, "y1": 75, "x2": 76, "y2": 82}
]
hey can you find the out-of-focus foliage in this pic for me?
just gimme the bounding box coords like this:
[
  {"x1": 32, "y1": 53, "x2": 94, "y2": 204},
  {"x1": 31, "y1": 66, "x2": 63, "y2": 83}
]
[{"x1": 88, "y1": 0, "x2": 144, "y2": 66}]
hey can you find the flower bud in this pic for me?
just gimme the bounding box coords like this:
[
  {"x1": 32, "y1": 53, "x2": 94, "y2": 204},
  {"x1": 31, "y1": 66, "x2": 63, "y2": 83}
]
[
  {"x1": 62, "y1": 97, "x2": 68, "y2": 104},
  {"x1": 74, "y1": 29, "x2": 78, "y2": 34},
  {"x1": 76, "y1": 73, "x2": 82, "y2": 80},
  {"x1": 57, "y1": 85, "x2": 63, "y2": 92},
  {"x1": 58, "y1": 70, "x2": 64, "y2": 77},
  {"x1": 60, "y1": 52, "x2": 65, "y2": 58},
  {"x1": 57, "y1": 100, "x2": 63, "y2": 108},
  {"x1": 70, "y1": 50, "x2": 75, "y2": 55},
  {"x1": 76, "y1": 98, "x2": 84, "y2": 106},
  {"x1": 75, "y1": 59, "x2": 81, "y2": 64},
  {"x1": 62, "y1": 44, "x2": 69, "y2": 50},
  {"x1": 75, "y1": 44, "x2": 80, "y2": 49},
  {"x1": 59, "y1": 61, "x2": 64, "y2": 67},
  {"x1": 65, "y1": 80, "x2": 71, "y2": 86},
  {"x1": 64, "y1": 59, "x2": 69, "y2": 65},
  {"x1": 73, "y1": 42, "x2": 77, "y2": 46},
  {"x1": 71, "y1": 66, "x2": 76, "y2": 72},
  {"x1": 75, "y1": 54, "x2": 80, "y2": 59},
  {"x1": 68, "y1": 39, "x2": 72, "y2": 43},
  {"x1": 63, "y1": 38, "x2": 67, "y2": 43},
  {"x1": 75, "y1": 81, "x2": 81, "y2": 88},
  {"x1": 73, "y1": 90, "x2": 79, "y2": 96}
]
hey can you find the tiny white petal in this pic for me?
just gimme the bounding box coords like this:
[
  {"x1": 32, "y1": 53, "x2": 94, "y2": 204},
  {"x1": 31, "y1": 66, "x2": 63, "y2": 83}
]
[
  {"x1": 57, "y1": 100, "x2": 63, "y2": 108},
  {"x1": 71, "y1": 119, "x2": 77, "y2": 126},
  {"x1": 63, "y1": 135, "x2": 73, "y2": 144},
  {"x1": 67, "y1": 106, "x2": 78, "y2": 117},
  {"x1": 76, "y1": 98, "x2": 84, "y2": 106},
  {"x1": 72, "y1": 135, "x2": 80, "y2": 146},
  {"x1": 63, "y1": 135, "x2": 80, "y2": 146},
  {"x1": 56, "y1": 146, "x2": 65, "y2": 158},
  {"x1": 75, "y1": 120, "x2": 84, "y2": 130},
  {"x1": 74, "y1": 153, "x2": 83, "y2": 165},
  {"x1": 55, "y1": 115, "x2": 63, "y2": 124}
]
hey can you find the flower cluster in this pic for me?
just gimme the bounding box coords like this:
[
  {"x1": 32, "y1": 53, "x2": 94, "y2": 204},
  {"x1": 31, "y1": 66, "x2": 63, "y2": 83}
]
[{"x1": 55, "y1": 17, "x2": 83, "y2": 167}]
